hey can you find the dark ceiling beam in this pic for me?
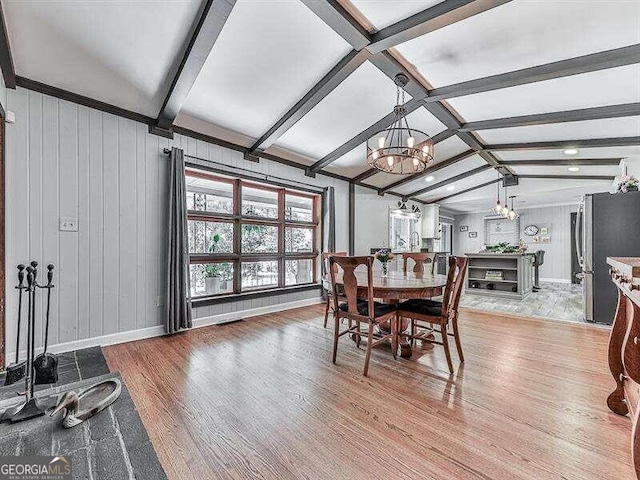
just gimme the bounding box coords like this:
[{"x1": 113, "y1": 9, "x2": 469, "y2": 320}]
[
  {"x1": 500, "y1": 158, "x2": 621, "y2": 166},
  {"x1": 425, "y1": 178, "x2": 501, "y2": 204},
  {"x1": 299, "y1": 0, "x2": 370, "y2": 50},
  {"x1": 249, "y1": 49, "x2": 369, "y2": 154},
  {"x1": 306, "y1": 96, "x2": 423, "y2": 175},
  {"x1": 426, "y1": 44, "x2": 640, "y2": 102},
  {"x1": 368, "y1": 50, "x2": 430, "y2": 100},
  {"x1": 17, "y1": 76, "x2": 155, "y2": 125},
  {"x1": 403, "y1": 164, "x2": 492, "y2": 199},
  {"x1": 151, "y1": 0, "x2": 236, "y2": 138},
  {"x1": 518, "y1": 174, "x2": 616, "y2": 181},
  {"x1": 367, "y1": 0, "x2": 511, "y2": 54},
  {"x1": 351, "y1": 168, "x2": 380, "y2": 184},
  {"x1": 377, "y1": 146, "x2": 473, "y2": 195},
  {"x1": 460, "y1": 103, "x2": 640, "y2": 131},
  {"x1": 421, "y1": 94, "x2": 516, "y2": 177},
  {"x1": 0, "y1": 1, "x2": 15, "y2": 89},
  {"x1": 486, "y1": 137, "x2": 640, "y2": 151}
]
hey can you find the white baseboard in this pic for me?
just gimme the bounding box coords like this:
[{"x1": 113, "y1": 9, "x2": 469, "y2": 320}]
[
  {"x1": 540, "y1": 278, "x2": 571, "y2": 284},
  {"x1": 5, "y1": 297, "x2": 323, "y2": 363},
  {"x1": 193, "y1": 297, "x2": 322, "y2": 328}
]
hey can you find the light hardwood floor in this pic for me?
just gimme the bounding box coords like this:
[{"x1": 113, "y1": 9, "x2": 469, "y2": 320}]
[{"x1": 104, "y1": 305, "x2": 635, "y2": 480}]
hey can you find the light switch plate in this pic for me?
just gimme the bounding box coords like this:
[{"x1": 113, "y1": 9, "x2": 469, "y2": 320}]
[{"x1": 59, "y1": 217, "x2": 78, "y2": 232}]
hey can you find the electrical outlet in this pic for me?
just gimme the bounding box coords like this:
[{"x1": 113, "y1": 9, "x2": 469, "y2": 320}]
[
  {"x1": 156, "y1": 296, "x2": 164, "y2": 307},
  {"x1": 59, "y1": 217, "x2": 78, "y2": 232}
]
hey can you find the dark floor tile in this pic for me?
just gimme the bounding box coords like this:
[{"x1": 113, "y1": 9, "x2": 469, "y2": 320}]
[
  {"x1": 92, "y1": 434, "x2": 131, "y2": 480},
  {"x1": 128, "y1": 441, "x2": 168, "y2": 480}
]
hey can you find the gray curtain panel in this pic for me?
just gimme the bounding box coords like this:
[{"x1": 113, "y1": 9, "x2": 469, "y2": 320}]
[
  {"x1": 165, "y1": 147, "x2": 193, "y2": 334},
  {"x1": 322, "y1": 186, "x2": 336, "y2": 255}
]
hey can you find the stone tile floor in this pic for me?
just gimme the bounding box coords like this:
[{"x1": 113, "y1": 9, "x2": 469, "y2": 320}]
[
  {"x1": 460, "y1": 281, "x2": 584, "y2": 323},
  {"x1": 0, "y1": 372, "x2": 167, "y2": 480}
]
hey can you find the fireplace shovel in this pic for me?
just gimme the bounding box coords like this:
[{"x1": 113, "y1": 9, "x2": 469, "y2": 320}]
[
  {"x1": 34, "y1": 264, "x2": 58, "y2": 385},
  {"x1": 4, "y1": 265, "x2": 26, "y2": 386}
]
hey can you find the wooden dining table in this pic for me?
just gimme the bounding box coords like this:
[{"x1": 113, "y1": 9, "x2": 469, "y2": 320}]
[{"x1": 322, "y1": 270, "x2": 448, "y2": 357}]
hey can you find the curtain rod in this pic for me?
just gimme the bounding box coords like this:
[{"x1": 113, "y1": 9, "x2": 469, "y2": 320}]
[{"x1": 163, "y1": 148, "x2": 325, "y2": 194}]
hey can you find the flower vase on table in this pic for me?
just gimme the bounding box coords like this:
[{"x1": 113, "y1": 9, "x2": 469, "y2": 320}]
[{"x1": 374, "y1": 248, "x2": 394, "y2": 277}]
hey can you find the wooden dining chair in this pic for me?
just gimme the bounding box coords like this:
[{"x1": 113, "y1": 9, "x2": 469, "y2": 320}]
[
  {"x1": 322, "y1": 252, "x2": 348, "y2": 328},
  {"x1": 401, "y1": 252, "x2": 437, "y2": 275},
  {"x1": 397, "y1": 256, "x2": 468, "y2": 374},
  {"x1": 329, "y1": 255, "x2": 398, "y2": 376}
]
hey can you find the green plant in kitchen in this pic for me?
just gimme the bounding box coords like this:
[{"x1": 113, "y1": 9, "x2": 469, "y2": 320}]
[{"x1": 482, "y1": 242, "x2": 527, "y2": 254}]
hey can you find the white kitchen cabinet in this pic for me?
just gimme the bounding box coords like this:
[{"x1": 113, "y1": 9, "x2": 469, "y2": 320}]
[{"x1": 421, "y1": 204, "x2": 440, "y2": 239}]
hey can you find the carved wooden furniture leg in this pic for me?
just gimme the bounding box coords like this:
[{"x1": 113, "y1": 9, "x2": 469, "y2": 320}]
[{"x1": 608, "y1": 288, "x2": 630, "y2": 416}]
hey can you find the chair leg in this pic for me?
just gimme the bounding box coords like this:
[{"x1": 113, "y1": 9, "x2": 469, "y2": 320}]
[
  {"x1": 356, "y1": 320, "x2": 361, "y2": 349},
  {"x1": 324, "y1": 296, "x2": 330, "y2": 328},
  {"x1": 332, "y1": 315, "x2": 340, "y2": 364},
  {"x1": 410, "y1": 318, "x2": 416, "y2": 348},
  {"x1": 441, "y1": 319, "x2": 454, "y2": 374},
  {"x1": 452, "y1": 314, "x2": 464, "y2": 362},
  {"x1": 363, "y1": 322, "x2": 374, "y2": 376},
  {"x1": 390, "y1": 315, "x2": 398, "y2": 360}
]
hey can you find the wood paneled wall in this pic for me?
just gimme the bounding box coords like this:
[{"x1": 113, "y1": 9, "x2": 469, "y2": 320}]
[{"x1": 5, "y1": 87, "x2": 349, "y2": 354}]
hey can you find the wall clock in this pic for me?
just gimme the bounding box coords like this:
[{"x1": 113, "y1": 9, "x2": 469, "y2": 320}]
[{"x1": 524, "y1": 224, "x2": 539, "y2": 236}]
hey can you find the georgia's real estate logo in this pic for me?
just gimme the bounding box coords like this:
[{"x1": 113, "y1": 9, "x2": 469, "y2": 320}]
[{"x1": 0, "y1": 456, "x2": 71, "y2": 480}]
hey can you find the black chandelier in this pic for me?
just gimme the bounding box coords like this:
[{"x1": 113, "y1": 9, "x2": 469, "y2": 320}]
[{"x1": 366, "y1": 74, "x2": 434, "y2": 175}]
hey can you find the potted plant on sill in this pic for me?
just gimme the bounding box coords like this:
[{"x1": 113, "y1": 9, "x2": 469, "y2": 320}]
[{"x1": 205, "y1": 234, "x2": 221, "y2": 294}]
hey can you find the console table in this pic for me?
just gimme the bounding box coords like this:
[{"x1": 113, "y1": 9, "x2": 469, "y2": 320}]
[{"x1": 607, "y1": 257, "x2": 640, "y2": 478}]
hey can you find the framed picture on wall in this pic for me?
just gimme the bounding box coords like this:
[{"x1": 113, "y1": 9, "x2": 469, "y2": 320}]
[
  {"x1": 460, "y1": 225, "x2": 469, "y2": 232},
  {"x1": 540, "y1": 226, "x2": 549, "y2": 235},
  {"x1": 469, "y1": 232, "x2": 477, "y2": 238}
]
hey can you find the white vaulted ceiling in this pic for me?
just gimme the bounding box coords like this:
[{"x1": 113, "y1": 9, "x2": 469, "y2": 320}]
[{"x1": 3, "y1": 0, "x2": 639, "y2": 212}]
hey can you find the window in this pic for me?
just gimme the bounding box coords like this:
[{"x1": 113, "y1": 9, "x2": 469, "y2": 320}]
[{"x1": 185, "y1": 168, "x2": 320, "y2": 298}]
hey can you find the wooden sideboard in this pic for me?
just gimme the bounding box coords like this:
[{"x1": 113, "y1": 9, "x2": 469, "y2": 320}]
[{"x1": 607, "y1": 257, "x2": 640, "y2": 478}]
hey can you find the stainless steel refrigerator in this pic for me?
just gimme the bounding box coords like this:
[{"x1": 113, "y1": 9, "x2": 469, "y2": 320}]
[{"x1": 576, "y1": 192, "x2": 640, "y2": 324}]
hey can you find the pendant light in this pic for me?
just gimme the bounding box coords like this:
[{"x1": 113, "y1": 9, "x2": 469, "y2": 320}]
[
  {"x1": 500, "y1": 184, "x2": 510, "y2": 217},
  {"x1": 491, "y1": 174, "x2": 502, "y2": 215},
  {"x1": 508, "y1": 196, "x2": 519, "y2": 220}
]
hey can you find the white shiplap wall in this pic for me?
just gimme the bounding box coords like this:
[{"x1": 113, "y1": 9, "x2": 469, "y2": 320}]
[
  {"x1": 5, "y1": 87, "x2": 349, "y2": 355},
  {"x1": 453, "y1": 204, "x2": 578, "y2": 281}
]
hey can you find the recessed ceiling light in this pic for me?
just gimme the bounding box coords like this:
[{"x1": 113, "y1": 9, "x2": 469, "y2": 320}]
[
  {"x1": 425, "y1": 175, "x2": 435, "y2": 182},
  {"x1": 568, "y1": 166, "x2": 580, "y2": 172},
  {"x1": 564, "y1": 148, "x2": 579, "y2": 155},
  {"x1": 447, "y1": 185, "x2": 455, "y2": 191}
]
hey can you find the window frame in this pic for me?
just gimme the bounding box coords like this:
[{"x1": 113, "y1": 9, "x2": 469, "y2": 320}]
[{"x1": 185, "y1": 168, "x2": 320, "y2": 301}]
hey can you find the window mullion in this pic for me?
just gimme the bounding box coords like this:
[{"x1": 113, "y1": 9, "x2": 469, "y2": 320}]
[
  {"x1": 233, "y1": 179, "x2": 242, "y2": 294},
  {"x1": 277, "y1": 188, "x2": 285, "y2": 288}
]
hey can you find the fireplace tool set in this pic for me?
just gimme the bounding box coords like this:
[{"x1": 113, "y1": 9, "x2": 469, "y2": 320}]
[{"x1": 1, "y1": 261, "x2": 57, "y2": 423}]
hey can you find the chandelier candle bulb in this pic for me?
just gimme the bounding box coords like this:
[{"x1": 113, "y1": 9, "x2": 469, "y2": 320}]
[
  {"x1": 407, "y1": 136, "x2": 415, "y2": 148},
  {"x1": 378, "y1": 137, "x2": 385, "y2": 149}
]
